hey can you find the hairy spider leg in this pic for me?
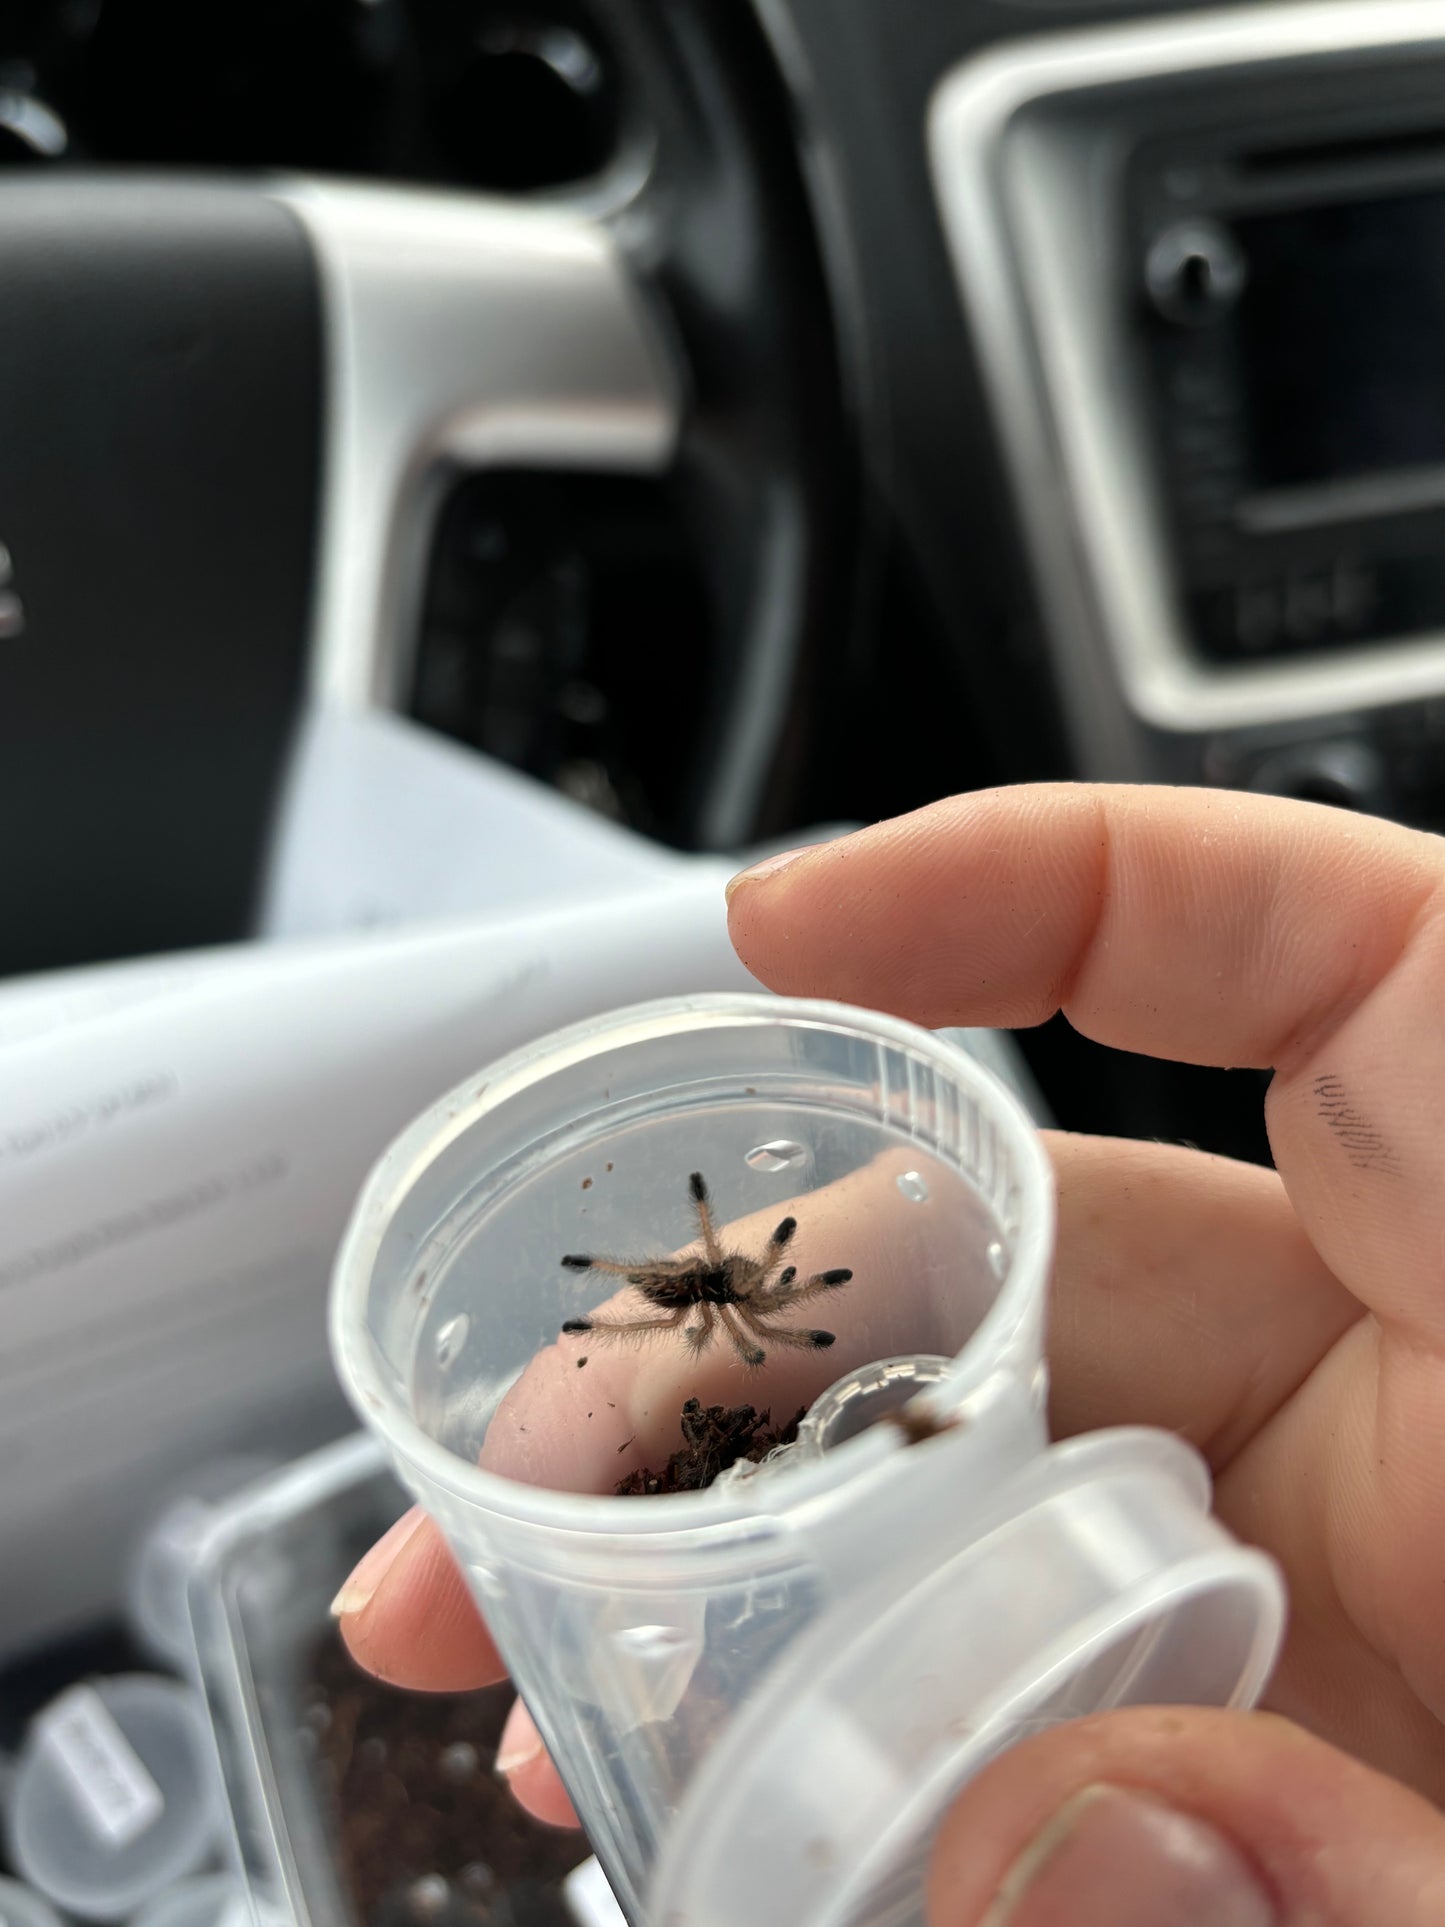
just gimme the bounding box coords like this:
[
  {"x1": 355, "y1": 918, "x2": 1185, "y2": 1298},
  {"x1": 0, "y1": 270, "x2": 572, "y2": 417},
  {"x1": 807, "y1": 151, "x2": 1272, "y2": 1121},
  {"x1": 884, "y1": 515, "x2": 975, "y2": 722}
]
[
  {"x1": 688, "y1": 1171, "x2": 724, "y2": 1266},
  {"x1": 561, "y1": 1305, "x2": 694, "y2": 1345},
  {"x1": 731, "y1": 1298, "x2": 837, "y2": 1352},
  {"x1": 715, "y1": 1303, "x2": 767, "y2": 1370},
  {"x1": 683, "y1": 1302, "x2": 717, "y2": 1356},
  {"x1": 756, "y1": 1266, "x2": 854, "y2": 1310},
  {"x1": 741, "y1": 1214, "x2": 799, "y2": 1293},
  {"x1": 560, "y1": 1253, "x2": 695, "y2": 1281}
]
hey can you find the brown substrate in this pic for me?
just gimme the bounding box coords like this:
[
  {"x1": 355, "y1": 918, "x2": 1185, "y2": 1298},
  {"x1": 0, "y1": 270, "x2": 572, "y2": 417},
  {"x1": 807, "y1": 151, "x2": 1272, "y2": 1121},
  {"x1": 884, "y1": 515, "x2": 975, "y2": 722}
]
[
  {"x1": 305, "y1": 1632, "x2": 588, "y2": 1926},
  {"x1": 614, "y1": 1396, "x2": 806, "y2": 1495}
]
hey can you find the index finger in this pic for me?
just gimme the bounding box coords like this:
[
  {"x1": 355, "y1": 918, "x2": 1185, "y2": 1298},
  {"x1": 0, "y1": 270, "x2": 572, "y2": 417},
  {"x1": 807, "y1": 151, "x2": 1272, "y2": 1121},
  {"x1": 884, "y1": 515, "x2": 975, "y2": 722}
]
[
  {"x1": 726, "y1": 785, "x2": 1445, "y2": 1341},
  {"x1": 726, "y1": 784, "x2": 1438, "y2": 1072}
]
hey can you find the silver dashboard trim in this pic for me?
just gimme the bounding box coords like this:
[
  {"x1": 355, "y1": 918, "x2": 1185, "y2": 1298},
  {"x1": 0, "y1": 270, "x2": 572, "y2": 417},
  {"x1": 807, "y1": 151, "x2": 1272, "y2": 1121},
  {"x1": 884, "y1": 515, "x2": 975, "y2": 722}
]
[
  {"x1": 273, "y1": 181, "x2": 680, "y2": 711},
  {"x1": 929, "y1": 3, "x2": 1445, "y2": 747}
]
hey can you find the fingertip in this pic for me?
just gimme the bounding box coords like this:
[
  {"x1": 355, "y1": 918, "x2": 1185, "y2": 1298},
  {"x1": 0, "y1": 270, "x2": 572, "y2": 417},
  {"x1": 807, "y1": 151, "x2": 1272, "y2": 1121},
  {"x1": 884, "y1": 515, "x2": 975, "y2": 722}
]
[
  {"x1": 334, "y1": 1511, "x2": 508, "y2": 1692},
  {"x1": 925, "y1": 1708, "x2": 1445, "y2": 1927},
  {"x1": 497, "y1": 1698, "x2": 582, "y2": 1830},
  {"x1": 725, "y1": 842, "x2": 825, "y2": 906},
  {"x1": 725, "y1": 842, "x2": 835, "y2": 980},
  {"x1": 938, "y1": 1784, "x2": 1278, "y2": 1927}
]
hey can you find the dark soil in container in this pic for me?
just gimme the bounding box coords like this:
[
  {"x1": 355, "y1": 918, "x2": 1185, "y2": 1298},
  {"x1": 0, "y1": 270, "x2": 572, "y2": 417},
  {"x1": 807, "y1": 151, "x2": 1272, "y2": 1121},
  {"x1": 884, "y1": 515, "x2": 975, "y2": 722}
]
[
  {"x1": 614, "y1": 1397, "x2": 805, "y2": 1495},
  {"x1": 305, "y1": 1634, "x2": 588, "y2": 1927},
  {"x1": 302, "y1": 1400, "x2": 805, "y2": 1924}
]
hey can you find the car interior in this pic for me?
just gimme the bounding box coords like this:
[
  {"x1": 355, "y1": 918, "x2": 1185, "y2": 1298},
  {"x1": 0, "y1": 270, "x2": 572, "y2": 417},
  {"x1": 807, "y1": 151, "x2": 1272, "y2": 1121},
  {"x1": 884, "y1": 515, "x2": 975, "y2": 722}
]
[{"x1": 2, "y1": 0, "x2": 1443, "y2": 1921}]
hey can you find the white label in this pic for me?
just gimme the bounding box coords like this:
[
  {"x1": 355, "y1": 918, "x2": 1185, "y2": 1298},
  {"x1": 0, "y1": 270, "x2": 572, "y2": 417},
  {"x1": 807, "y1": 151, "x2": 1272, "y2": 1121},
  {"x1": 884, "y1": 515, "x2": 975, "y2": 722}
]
[
  {"x1": 35, "y1": 1686, "x2": 165, "y2": 1847},
  {"x1": 564, "y1": 1858, "x2": 628, "y2": 1927}
]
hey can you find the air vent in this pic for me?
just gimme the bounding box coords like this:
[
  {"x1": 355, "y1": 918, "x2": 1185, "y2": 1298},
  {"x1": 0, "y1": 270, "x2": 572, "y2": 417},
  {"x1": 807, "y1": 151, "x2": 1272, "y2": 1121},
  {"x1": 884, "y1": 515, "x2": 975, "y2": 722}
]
[{"x1": 410, "y1": 472, "x2": 714, "y2": 847}]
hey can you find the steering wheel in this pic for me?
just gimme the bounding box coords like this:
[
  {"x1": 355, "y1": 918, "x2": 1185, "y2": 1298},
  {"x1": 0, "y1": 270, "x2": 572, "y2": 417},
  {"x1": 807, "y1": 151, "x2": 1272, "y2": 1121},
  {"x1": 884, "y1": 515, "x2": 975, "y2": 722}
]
[{"x1": 0, "y1": 0, "x2": 857, "y2": 977}]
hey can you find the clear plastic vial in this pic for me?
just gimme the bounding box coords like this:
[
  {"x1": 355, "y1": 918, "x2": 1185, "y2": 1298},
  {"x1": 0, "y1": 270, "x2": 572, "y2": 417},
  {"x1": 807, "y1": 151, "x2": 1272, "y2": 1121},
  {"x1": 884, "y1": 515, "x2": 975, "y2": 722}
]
[
  {"x1": 0, "y1": 1877, "x2": 67, "y2": 1927},
  {"x1": 124, "y1": 1457, "x2": 279, "y2": 1670},
  {"x1": 4, "y1": 1676, "x2": 222, "y2": 1923},
  {"x1": 332, "y1": 994, "x2": 1284, "y2": 1927}
]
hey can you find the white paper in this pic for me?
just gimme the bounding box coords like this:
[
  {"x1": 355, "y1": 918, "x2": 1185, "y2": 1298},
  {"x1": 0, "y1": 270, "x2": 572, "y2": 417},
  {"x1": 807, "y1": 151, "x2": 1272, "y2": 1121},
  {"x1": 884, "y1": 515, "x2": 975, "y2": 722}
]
[
  {"x1": 258, "y1": 706, "x2": 689, "y2": 939},
  {"x1": 0, "y1": 702, "x2": 1043, "y2": 1667},
  {"x1": 0, "y1": 870, "x2": 751, "y2": 1659},
  {"x1": 36, "y1": 1685, "x2": 165, "y2": 1847}
]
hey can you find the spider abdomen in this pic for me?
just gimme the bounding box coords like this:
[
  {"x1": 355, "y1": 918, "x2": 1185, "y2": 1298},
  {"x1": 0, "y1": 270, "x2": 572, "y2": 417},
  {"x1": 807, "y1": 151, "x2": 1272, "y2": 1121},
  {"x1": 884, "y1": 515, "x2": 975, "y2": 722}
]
[
  {"x1": 637, "y1": 1264, "x2": 742, "y2": 1310},
  {"x1": 636, "y1": 1274, "x2": 706, "y2": 1309}
]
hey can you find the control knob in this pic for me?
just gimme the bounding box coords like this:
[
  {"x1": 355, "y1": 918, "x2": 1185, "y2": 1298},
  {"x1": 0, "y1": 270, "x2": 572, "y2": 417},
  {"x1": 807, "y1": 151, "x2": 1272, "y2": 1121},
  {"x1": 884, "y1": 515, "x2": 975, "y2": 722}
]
[{"x1": 1144, "y1": 219, "x2": 1248, "y2": 326}]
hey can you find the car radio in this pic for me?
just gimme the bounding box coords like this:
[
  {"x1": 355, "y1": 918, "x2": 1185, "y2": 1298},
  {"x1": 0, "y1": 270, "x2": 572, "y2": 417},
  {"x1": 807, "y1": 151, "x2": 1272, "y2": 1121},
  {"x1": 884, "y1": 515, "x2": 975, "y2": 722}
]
[{"x1": 1134, "y1": 133, "x2": 1445, "y2": 664}]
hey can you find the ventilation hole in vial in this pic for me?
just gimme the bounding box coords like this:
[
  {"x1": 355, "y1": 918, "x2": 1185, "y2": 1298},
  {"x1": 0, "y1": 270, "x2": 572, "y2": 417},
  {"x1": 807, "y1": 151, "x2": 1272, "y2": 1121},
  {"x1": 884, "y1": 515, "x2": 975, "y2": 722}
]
[
  {"x1": 469, "y1": 1556, "x2": 503, "y2": 1595},
  {"x1": 746, "y1": 1140, "x2": 807, "y2": 1173},
  {"x1": 986, "y1": 1241, "x2": 1008, "y2": 1280},
  {"x1": 612, "y1": 1623, "x2": 693, "y2": 1661},
  {"x1": 896, "y1": 1170, "x2": 930, "y2": 1203},
  {"x1": 434, "y1": 1314, "x2": 470, "y2": 1369}
]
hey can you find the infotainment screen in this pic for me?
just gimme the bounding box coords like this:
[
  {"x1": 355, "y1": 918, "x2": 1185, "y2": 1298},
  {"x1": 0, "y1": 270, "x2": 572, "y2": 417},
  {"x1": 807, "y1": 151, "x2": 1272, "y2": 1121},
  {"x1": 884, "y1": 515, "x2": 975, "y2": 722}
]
[{"x1": 1236, "y1": 190, "x2": 1445, "y2": 493}]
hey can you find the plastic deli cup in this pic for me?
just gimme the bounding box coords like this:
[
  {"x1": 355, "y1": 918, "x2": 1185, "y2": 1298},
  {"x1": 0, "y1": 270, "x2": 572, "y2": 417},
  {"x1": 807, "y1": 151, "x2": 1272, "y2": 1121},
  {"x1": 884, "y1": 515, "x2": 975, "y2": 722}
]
[
  {"x1": 4, "y1": 1676, "x2": 223, "y2": 1923},
  {"x1": 125, "y1": 1458, "x2": 280, "y2": 1670},
  {"x1": 331, "y1": 994, "x2": 1286, "y2": 1927},
  {"x1": 0, "y1": 1877, "x2": 68, "y2": 1927}
]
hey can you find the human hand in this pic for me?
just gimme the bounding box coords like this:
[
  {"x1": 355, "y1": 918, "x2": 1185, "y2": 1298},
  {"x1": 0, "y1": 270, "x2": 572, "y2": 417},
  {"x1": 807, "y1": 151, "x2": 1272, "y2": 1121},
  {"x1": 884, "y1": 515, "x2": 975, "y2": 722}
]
[{"x1": 334, "y1": 783, "x2": 1445, "y2": 1920}]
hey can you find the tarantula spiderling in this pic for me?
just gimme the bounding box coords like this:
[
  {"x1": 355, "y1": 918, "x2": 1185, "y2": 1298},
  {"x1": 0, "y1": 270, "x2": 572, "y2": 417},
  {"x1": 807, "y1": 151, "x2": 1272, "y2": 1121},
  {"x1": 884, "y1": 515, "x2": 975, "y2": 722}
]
[{"x1": 558, "y1": 1170, "x2": 854, "y2": 1372}]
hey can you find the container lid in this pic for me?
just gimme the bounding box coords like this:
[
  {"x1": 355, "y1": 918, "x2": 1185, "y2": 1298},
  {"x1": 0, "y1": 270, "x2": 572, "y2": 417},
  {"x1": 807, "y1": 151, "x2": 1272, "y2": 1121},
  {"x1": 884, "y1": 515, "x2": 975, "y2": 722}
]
[
  {"x1": 124, "y1": 1456, "x2": 279, "y2": 1669},
  {"x1": 650, "y1": 1426, "x2": 1285, "y2": 1927},
  {"x1": 0, "y1": 1876, "x2": 68, "y2": 1927},
  {"x1": 4, "y1": 1676, "x2": 222, "y2": 1923}
]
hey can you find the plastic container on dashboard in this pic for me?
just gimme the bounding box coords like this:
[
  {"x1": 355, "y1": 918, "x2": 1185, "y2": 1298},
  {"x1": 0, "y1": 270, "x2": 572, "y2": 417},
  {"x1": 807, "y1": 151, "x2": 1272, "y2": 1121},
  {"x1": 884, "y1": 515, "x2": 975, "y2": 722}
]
[
  {"x1": 3, "y1": 1675, "x2": 222, "y2": 1923},
  {"x1": 185, "y1": 1431, "x2": 596, "y2": 1927},
  {"x1": 124, "y1": 1459, "x2": 281, "y2": 1671},
  {"x1": 0, "y1": 1876, "x2": 68, "y2": 1927}
]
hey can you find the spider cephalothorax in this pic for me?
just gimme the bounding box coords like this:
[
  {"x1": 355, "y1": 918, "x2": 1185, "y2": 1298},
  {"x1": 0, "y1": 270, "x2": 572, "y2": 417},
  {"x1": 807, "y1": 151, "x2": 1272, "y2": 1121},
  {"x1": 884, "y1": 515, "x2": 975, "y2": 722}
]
[{"x1": 559, "y1": 1171, "x2": 853, "y2": 1371}]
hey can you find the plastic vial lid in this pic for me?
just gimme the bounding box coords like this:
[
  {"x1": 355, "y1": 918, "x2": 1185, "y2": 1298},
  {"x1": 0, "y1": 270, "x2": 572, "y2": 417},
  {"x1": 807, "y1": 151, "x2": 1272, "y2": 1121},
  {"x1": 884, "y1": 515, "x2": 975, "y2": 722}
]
[
  {"x1": 125, "y1": 1457, "x2": 278, "y2": 1670},
  {"x1": 127, "y1": 1876, "x2": 249, "y2": 1927},
  {"x1": 651, "y1": 1425, "x2": 1283, "y2": 1927},
  {"x1": 4, "y1": 1676, "x2": 223, "y2": 1923},
  {"x1": 0, "y1": 1877, "x2": 67, "y2": 1927}
]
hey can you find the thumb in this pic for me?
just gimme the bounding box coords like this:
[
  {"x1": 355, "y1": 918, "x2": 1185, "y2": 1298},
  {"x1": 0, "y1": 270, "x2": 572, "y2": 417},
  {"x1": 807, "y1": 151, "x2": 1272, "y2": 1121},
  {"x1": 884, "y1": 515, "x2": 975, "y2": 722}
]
[{"x1": 927, "y1": 1709, "x2": 1445, "y2": 1926}]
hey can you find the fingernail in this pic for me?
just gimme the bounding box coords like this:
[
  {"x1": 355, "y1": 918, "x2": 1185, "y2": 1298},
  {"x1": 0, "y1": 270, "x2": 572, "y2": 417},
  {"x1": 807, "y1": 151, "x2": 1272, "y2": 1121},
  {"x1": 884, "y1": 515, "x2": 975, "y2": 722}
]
[
  {"x1": 495, "y1": 1700, "x2": 545, "y2": 1778},
  {"x1": 329, "y1": 1506, "x2": 426, "y2": 1618},
  {"x1": 982, "y1": 1785, "x2": 1278, "y2": 1927},
  {"x1": 725, "y1": 843, "x2": 822, "y2": 904}
]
